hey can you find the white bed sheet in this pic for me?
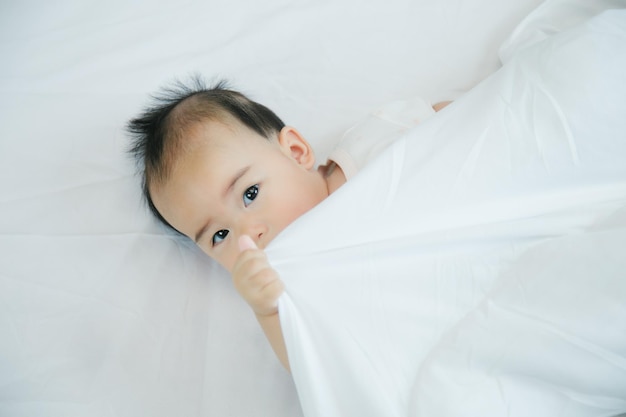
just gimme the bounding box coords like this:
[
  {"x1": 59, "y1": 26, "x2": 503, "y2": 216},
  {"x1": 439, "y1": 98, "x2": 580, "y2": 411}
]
[
  {"x1": 0, "y1": 1, "x2": 556, "y2": 416},
  {"x1": 273, "y1": 8, "x2": 626, "y2": 416}
]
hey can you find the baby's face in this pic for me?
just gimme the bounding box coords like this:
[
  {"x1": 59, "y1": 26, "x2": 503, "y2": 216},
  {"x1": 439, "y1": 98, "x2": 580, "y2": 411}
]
[{"x1": 150, "y1": 119, "x2": 328, "y2": 272}]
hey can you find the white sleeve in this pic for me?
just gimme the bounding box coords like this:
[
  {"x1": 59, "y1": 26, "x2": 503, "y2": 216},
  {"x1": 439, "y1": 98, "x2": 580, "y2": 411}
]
[{"x1": 327, "y1": 97, "x2": 435, "y2": 180}]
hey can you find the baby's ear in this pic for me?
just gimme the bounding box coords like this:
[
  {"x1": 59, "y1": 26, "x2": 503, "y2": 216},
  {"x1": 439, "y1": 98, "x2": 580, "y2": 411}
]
[{"x1": 277, "y1": 126, "x2": 316, "y2": 170}]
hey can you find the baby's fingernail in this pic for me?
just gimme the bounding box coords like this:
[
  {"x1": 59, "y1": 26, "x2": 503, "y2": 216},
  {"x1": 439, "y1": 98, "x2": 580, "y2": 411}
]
[{"x1": 238, "y1": 235, "x2": 257, "y2": 251}]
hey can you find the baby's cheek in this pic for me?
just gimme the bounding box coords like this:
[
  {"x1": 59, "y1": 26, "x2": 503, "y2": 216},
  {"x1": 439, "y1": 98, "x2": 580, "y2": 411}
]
[
  {"x1": 195, "y1": 241, "x2": 210, "y2": 257},
  {"x1": 196, "y1": 242, "x2": 230, "y2": 271},
  {"x1": 221, "y1": 245, "x2": 238, "y2": 274}
]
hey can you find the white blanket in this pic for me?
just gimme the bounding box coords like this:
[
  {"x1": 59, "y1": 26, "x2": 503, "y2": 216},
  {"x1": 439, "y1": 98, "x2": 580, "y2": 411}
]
[
  {"x1": 1, "y1": 1, "x2": 554, "y2": 415},
  {"x1": 268, "y1": 9, "x2": 626, "y2": 417}
]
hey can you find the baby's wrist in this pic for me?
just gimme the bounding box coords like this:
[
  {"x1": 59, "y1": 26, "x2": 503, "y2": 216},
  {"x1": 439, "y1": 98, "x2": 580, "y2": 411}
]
[{"x1": 254, "y1": 308, "x2": 279, "y2": 318}]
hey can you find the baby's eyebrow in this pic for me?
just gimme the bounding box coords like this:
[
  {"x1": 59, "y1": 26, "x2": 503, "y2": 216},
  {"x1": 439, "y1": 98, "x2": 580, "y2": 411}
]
[
  {"x1": 194, "y1": 165, "x2": 250, "y2": 243},
  {"x1": 222, "y1": 166, "x2": 250, "y2": 199},
  {"x1": 194, "y1": 222, "x2": 211, "y2": 243}
]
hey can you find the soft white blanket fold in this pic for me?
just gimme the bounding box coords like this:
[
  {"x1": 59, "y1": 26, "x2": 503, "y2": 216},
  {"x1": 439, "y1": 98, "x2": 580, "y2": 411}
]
[{"x1": 267, "y1": 9, "x2": 626, "y2": 417}]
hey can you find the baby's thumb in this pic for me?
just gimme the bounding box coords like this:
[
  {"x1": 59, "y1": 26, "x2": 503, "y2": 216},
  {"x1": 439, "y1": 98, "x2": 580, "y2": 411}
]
[{"x1": 238, "y1": 235, "x2": 257, "y2": 252}]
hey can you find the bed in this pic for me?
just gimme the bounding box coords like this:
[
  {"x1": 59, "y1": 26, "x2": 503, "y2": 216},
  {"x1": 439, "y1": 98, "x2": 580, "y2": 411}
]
[{"x1": 1, "y1": 1, "x2": 625, "y2": 416}]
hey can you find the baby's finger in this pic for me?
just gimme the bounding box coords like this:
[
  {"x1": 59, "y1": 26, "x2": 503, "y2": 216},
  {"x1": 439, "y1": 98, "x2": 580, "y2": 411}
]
[
  {"x1": 233, "y1": 244, "x2": 266, "y2": 275},
  {"x1": 238, "y1": 235, "x2": 257, "y2": 252},
  {"x1": 251, "y1": 276, "x2": 285, "y2": 316},
  {"x1": 234, "y1": 254, "x2": 268, "y2": 281}
]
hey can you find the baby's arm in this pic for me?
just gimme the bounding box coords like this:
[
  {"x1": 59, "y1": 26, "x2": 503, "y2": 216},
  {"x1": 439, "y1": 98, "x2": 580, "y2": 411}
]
[
  {"x1": 233, "y1": 235, "x2": 290, "y2": 371},
  {"x1": 433, "y1": 101, "x2": 452, "y2": 112}
]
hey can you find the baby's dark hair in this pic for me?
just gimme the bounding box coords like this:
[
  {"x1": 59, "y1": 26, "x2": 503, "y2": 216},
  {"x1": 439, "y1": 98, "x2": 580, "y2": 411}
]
[{"x1": 127, "y1": 76, "x2": 286, "y2": 232}]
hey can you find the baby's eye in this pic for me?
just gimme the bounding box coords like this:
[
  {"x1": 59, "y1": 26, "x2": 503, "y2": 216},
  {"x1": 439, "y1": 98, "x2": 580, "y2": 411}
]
[
  {"x1": 212, "y1": 229, "x2": 229, "y2": 246},
  {"x1": 243, "y1": 184, "x2": 259, "y2": 207}
]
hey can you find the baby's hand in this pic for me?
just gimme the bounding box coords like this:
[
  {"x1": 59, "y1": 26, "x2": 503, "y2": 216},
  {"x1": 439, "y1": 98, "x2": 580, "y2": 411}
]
[{"x1": 232, "y1": 235, "x2": 285, "y2": 317}]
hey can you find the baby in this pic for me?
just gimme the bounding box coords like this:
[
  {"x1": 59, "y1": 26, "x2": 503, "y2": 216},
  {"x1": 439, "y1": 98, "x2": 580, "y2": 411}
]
[{"x1": 127, "y1": 78, "x2": 449, "y2": 371}]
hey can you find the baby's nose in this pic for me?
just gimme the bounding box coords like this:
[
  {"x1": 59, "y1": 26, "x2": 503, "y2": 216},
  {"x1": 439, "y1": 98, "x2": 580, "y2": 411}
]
[{"x1": 243, "y1": 222, "x2": 268, "y2": 246}]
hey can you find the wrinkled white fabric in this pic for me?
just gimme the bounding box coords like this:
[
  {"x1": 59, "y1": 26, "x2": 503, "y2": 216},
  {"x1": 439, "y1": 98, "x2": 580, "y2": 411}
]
[
  {"x1": 327, "y1": 97, "x2": 435, "y2": 180},
  {"x1": 269, "y1": 10, "x2": 626, "y2": 417},
  {"x1": 8, "y1": 0, "x2": 626, "y2": 415}
]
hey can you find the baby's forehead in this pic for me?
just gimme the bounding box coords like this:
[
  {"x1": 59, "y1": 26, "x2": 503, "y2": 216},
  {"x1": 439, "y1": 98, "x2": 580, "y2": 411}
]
[
  {"x1": 170, "y1": 96, "x2": 238, "y2": 137},
  {"x1": 175, "y1": 116, "x2": 274, "y2": 166},
  {"x1": 192, "y1": 114, "x2": 241, "y2": 135},
  {"x1": 163, "y1": 107, "x2": 278, "y2": 179},
  {"x1": 184, "y1": 117, "x2": 251, "y2": 153},
  {"x1": 190, "y1": 113, "x2": 280, "y2": 148}
]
